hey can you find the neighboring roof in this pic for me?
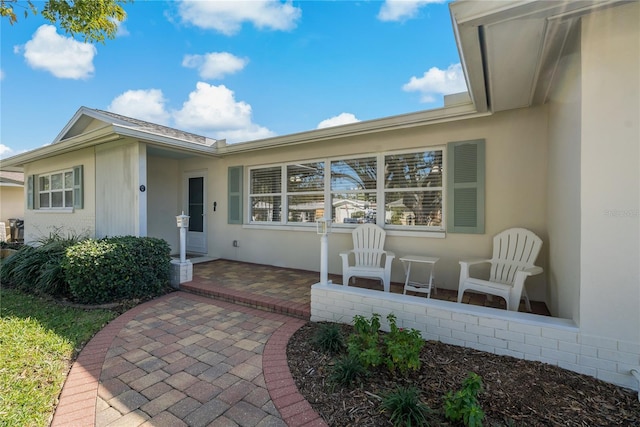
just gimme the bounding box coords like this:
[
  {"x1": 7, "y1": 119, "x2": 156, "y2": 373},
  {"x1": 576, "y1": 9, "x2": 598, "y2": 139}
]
[{"x1": 0, "y1": 171, "x2": 24, "y2": 187}]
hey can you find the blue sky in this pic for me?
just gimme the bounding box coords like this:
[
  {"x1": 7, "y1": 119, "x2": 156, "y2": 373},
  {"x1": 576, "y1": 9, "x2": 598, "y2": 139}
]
[{"x1": 0, "y1": 0, "x2": 466, "y2": 157}]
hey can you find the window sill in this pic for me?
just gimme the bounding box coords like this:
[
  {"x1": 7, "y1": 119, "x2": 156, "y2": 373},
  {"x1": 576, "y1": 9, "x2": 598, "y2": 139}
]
[
  {"x1": 33, "y1": 208, "x2": 75, "y2": 214},
  {"x1": 243, "y1": 223, "x2": 446, "y2": 238}
]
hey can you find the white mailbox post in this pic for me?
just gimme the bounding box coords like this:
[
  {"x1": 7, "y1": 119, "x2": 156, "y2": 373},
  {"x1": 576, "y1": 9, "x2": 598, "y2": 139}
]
[
  {"x1": 316, "y1": 217, "x2": 332, "y2": 285},
  {"x1": 170, "y1": 211, "x2": 193, "y2": 288},
  {"x1": 176, "y1": 212, "x2": 190, "y2": 263}
]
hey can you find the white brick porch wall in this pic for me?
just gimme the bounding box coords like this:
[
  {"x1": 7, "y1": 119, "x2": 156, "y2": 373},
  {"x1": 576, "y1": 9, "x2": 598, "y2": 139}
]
[{"x1": 311, "y1": 283, "x2": 639, "y2": 391}]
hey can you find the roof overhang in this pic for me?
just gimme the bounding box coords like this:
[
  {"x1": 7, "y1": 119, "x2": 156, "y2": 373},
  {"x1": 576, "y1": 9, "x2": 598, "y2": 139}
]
[
  {"x1": 1, "y1": 110, "x2": 219, "y2": 168},
  {"x1": 450, "y1": 0, "x2": 629, "y2": 113}
]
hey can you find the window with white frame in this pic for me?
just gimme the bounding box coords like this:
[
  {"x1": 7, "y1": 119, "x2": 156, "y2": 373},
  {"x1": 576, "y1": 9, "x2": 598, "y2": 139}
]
[
  {"x1": 38, "y1": 170, "x2": 74, "y2": 208},
  {"x1": 248, "y1": 148, "x2": 444, "y2": 230},
  {"x1": 28, "y1": 165, "x2": 84, "y2": 211},
  {"x1": 249, "y1": 166, "x2": 282, "y2": 222}
]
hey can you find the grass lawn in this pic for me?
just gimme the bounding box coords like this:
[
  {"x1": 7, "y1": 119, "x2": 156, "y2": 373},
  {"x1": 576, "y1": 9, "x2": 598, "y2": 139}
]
[{"x1": 0, "y1": 288, "x2": 117, "y2": 427}]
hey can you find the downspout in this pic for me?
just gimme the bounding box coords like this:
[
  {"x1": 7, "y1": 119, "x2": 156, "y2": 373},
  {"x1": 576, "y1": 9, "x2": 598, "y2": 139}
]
[{"x1": 631, "y1": 369, "x2": 640, "y2": 402}]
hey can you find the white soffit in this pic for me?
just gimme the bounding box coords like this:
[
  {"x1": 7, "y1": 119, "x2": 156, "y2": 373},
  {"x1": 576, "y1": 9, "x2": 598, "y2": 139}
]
[{"x1": 483, "y1": 17, "x2": 548, "y2": 111}]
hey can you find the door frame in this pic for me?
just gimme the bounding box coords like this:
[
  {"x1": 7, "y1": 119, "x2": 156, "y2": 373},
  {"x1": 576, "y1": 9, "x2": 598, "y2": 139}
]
[{"x1": 183, "y1": 170, "x2": 208, "y2": 254}]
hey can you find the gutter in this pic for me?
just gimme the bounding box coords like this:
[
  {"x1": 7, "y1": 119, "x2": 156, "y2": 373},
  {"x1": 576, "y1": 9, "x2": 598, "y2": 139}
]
[
  {"x1": 217, "y1": 103, "x2": 488, "y2": 155},
  {"x1": 1, "y1": 126, "x2": 121, "y2": 168}
]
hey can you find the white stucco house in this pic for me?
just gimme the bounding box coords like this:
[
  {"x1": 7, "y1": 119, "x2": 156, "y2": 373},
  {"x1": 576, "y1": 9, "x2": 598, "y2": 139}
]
[{"x1": 1, "y1": 0, "x2": 638, "y2": 391}]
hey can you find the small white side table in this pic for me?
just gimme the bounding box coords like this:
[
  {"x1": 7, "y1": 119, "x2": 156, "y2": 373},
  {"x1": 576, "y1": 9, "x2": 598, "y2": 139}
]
[{"x1": 400, "y1": 255, "x2": 439, "y2": 298}]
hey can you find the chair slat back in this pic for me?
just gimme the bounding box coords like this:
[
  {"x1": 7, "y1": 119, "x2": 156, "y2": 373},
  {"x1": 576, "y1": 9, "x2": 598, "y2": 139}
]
[
  {"x1": 352, "y1": 224, "x2": 386, "y2": 267},
  {"x1": 490, "y1": 228, "x2": 542, "y2": 285}
]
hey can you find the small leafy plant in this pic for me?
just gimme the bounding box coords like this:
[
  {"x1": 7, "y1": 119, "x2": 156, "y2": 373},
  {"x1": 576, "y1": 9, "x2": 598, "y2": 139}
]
[
  {"x1": 329, "y1": 353, "x2": 367, "y2": 388},
  {"x1": 313, "y1": 322, "x2": 345, "y2": 354},
  {"x1": 384, "y1": 313, "x2": 425, "y2": 374},
  {"x1": 348, "y1": 313, "x2": 384, "y2": 368},
  {"x1": 381, "y1": 385, "x2": 431, "y2": 427},
  {"x1": 443, "y1": 372, "x2": 485, "y2": 427}
]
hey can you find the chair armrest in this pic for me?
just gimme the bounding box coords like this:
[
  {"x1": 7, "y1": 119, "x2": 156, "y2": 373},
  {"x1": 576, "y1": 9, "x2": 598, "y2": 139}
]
[
  {"x1": 518, "y1": 266, "x2": 543, "y2": 277},
  {"x1": 339, "y1": 251, "x2": 353, "y2": 263},
  {"x1": 384, "y1": 251, "x2": 396, "y2": 260},
  {"x1": 459, "y1": 259, "x2": 490, "y2": 267}
]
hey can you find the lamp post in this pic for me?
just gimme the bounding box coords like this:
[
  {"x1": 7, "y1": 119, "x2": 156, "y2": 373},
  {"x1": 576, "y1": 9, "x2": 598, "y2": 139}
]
[{"x1": 316, "y1": 217, "x2": 332, "y2": 284}]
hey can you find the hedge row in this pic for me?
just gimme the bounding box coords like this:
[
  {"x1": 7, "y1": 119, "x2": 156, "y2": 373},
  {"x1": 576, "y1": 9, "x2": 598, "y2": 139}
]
[{"x1": 1, "y1": 235, "x2": 171, "y2": 304}]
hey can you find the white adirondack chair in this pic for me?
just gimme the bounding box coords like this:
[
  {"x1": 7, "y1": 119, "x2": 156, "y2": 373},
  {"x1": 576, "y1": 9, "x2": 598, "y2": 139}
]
[
  {"x1": 457, "y1": 228, "x2": 543, "y2": 311},
  {"x1": 340, "y1": 224, "x2": 395, "y2": 292}
]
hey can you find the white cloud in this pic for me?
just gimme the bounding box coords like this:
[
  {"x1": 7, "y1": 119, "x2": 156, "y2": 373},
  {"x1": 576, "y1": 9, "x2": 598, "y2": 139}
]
[
  {"x1": 317, "y1": 113, "x2": 360, "y2": 129},
  {"x1": 378, "y1": 0, "x2": 444, "y2": 22},
  {"x1": 402, "y1": 63, "x2": 467, "y2": 103},
  {"x1": 178, "y1": 0, "x2": 301, "y2": 35},
  {"x1": 107, "y1": 83, "x2": 274, "y2": 143},
  {"x1": 20, "y1": 25, "x2": 96, "y2": 79},
  {"x1": 182, "y1": 52, "x2": 248, "y2": 80},
  {"x1": 0, "y1": 144, "x2": 14, "y2": 158},
  {"x1": 112, "y1": 17, "x2": 130, "y2": 37},
  {"x1": 0, "y1": 69, "x2": 4, "y2": 80},
  {"x1": 107, "y1": 89, "x2": 171, "y2": 125},
  {"x1": 173, "y1": 82, "x2": 275, "y2": 142}
]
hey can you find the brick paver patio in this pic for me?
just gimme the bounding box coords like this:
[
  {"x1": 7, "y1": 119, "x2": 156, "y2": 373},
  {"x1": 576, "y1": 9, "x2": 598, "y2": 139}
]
[{"x1": 51, "y1": 259, "x2": 549, "y2": 427}]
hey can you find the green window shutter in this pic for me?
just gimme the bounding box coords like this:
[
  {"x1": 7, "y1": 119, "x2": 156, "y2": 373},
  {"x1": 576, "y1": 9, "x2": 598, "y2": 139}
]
[
  {"x1": 228, "y1": 166, "x2": 243, "y2": 224},
  {"x1": 27, "y1": 175, "x2": 34, "y2": 209},
  {"x1": 73, "y1": 165, "x2": 84, "y2": 209},
  {"x1": 446, "y1": 139, "x2": 485, "y2": 234}
]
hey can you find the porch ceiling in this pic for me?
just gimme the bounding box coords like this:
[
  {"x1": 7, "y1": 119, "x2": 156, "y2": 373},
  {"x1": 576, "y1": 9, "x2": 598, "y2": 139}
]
[{"x1": 450, "y1": 0, "x2": 628, "y2": 113}]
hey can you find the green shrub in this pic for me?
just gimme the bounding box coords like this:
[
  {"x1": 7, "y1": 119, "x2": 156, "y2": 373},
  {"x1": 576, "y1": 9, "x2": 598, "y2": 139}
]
[
  {"x1": 384, "y1": 313, "x2": 425, "y2": 374},
  {"x1": 0, "y1": 232, "x2": 83, "y2": 296},
  {"x1": 329, "y1": 353, "x2": 367, "y2": 388},
  {"x1": 347, "y1": 313, "x2": 425, "y2": 375},
  {"x1": 443, "y1": 372, "x2": 485, "y2": 427},
  {"x1": 348, "y1": 313, "x2": 384, "y2": 368},
  {"x1": 63, "y1": 236, "x2": 171, "y2": 304},
  {"x1": 381, "y1": 386, "x2": 431, "y2": 427},
  {"x1": 313, "y1": 322, "x2": 345, "y2": 354}
]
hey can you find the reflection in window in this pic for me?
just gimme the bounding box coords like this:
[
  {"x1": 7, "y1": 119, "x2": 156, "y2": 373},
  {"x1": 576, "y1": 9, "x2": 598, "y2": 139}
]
[
  {"x1": 287, "y1": 162, "x2": 324, "y2": 223},
  {"x1": 248, "y1": 149, "x2": 444, "y2": 230},
  {"x1": 250, "y1": 167, "x2": 282, "y2": 222},
  {"x1": 331, "y1": 157, "x2": 377, "y2": 224},
  {"x1": 384, "y1": 151, "x2": 443, "y2": 227}
]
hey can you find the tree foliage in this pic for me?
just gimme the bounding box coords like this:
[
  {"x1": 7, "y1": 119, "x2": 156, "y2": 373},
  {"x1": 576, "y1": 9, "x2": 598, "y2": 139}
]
[{"x1": 1, "y1": 0, "x2": 129, "y2": 43}]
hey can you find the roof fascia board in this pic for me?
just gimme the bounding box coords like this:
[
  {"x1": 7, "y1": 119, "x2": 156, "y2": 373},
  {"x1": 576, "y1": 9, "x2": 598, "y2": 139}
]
[
  {"x1": 1, "y1": 126, "x2": 120, "y2": 167},
  {"x1": 450, "y1": 7, "x2": 488, "y2": 113},
  {"x1": 450, "y1": 1, "x2": 616, "y2": 27},
  {"x1": 218, "y1": 103, "x2": 486, "y2": 155}
]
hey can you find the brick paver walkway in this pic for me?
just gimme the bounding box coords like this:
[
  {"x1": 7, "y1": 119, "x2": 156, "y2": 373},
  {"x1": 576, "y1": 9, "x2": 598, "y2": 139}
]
[{"x1": 51, "y1": 292, "x2": 325, "y2": 427}]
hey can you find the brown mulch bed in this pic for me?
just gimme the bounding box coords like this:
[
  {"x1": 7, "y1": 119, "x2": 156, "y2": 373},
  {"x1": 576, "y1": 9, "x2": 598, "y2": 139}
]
[{"x1": 287, "y1": 322, "x2": 640, "y2": 426}]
